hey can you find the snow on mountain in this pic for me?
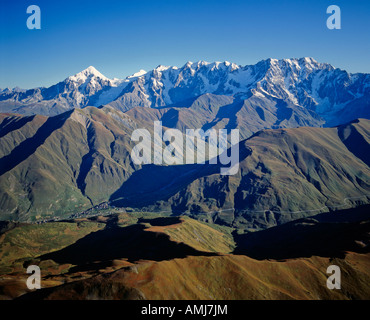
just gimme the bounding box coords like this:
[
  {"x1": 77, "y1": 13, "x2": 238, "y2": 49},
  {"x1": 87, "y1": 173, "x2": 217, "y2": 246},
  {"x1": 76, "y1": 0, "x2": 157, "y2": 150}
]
[
  {"x1": 67, "y1": 66, "x2": 109, "y2": 83},
  {"x1": 0, "y1": 58, "x2": 369, "y2": 126},
  {"x1": 106, "y1": 57, "x2": 340, "y2": 112},
  {"x1": 128, "y1": 69, "x2": 148, "y2": 78},
  {"x1": 0, "y1": 66, "x2": 123, "y2": 115}
]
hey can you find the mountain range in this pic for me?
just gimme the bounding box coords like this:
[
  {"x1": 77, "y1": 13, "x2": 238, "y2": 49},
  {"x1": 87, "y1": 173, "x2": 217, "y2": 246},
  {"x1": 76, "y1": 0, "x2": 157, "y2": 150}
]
[
  {"x1": 1, "y1": 58, "x2": 369, "y2": 132},
  {"x1": 1, "y1": 57, "x2": 370, "y2": 301},
  {"x1": 0, "y1": 57, "x2": 370, "y2": 226},
  {"x1": 0, "y1": 104, "x2": 369, "y2": 227}
]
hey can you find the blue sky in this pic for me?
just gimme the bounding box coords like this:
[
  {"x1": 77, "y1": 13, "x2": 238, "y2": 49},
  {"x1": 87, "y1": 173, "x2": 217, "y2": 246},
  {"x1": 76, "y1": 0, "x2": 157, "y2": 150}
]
[{"x1": 0, "y1": 0, "x2": 369, "y2": 89}]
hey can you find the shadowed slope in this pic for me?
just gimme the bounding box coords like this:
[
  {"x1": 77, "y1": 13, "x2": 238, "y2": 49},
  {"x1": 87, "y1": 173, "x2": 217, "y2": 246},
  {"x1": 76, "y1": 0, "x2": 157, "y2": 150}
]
[
  {"x1": 109, "y1": 143, "x2": 251, "y2": 210},
  {"x1": 233, "y1": 204, "x2": 370, "y2": 260},
  {"x1": 0, "y1": 114, "x2": 36, "y2": 139},
  {"x1": 38, "y1": 223, "x2": 216, "y2": 268},
  {"x1": 338, "y1": 119, "x2": 370, "y2": 166}
]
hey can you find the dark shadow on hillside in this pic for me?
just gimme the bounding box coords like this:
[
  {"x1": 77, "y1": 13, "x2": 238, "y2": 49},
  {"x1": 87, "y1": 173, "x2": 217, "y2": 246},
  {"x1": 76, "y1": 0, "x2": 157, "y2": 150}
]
[
  {"x1": 36, "y1": 223, "x2": 216, "y2": 272},
  {"x1": 156, "y1": 95, "x2": 200, "y2": 110},
  {"x1": 201, "y1": 98, "x2": 245, "y2": 132},
  {"x1": 0, "y1": 110, "x2": 73, "y2": 176},
  {"x1": 273, "y1": 100, "x2": 293, "y2": 127},
  {"x1": 110, "y1": 163, "x2": 214, "y2": 208},
  {"x1": 109, "y1": 142, "x2": 251, "y2": 209},
  {"x1": 160, "y1": 108, "x2": 180, "y2": 128},
  {"x1": 233, "y1": 204, "x2": 370, "y2": 260},
  {"x1": 338, "y1": 120, "x2": 370, "y2": 166},
  {"x1": 0, "y1": 115, "x2": 36, "y2": 138},
  {"x1": 0, "y1": 220, "x2": 19, "y2": 235},
  {"x1": 76, "y1": 124, "x2": 98, "y2": 197},
  {"x1": 138, "y1": 216, "x2": 182, "y2": 226}
]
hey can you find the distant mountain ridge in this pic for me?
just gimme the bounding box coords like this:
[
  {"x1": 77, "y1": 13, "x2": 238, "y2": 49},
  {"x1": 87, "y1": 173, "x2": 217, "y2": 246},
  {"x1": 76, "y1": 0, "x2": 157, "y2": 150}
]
[{"x1": 1, "y1": 58, "x2": 369, "y2": 128}]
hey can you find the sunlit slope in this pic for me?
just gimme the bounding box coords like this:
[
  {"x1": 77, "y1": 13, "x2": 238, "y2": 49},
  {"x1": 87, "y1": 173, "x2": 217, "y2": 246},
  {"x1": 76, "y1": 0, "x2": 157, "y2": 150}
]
[
  {"x1": 0, "y1": 220, "x2": 104, "y2": 274},
  {"x1": 112, "y1": 119, "x2": 370, "y2": 229},
  {"x1": 0, "y1": 107, "x2": 138, "y2": 221},
  {"x1": 119, "y1": 253, "x2": 370, "y2": 300},
  {"x1": 0, "y1": 106, "x2": 214, "y2": 221},
  {"x1": 16, "y1": 253, "x2": 370, "y2": 300},
  {"x1": 143, "y1": 216, "x2": 235, "y2": 254},
  {"x1": 232, "y1": 119, "x2": 370, "y2": 227}
]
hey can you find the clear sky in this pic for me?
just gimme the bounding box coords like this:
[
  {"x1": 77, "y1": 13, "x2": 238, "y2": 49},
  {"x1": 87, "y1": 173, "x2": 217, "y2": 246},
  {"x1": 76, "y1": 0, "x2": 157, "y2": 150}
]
[{"x1": 0, "y1": 0, "x2": 369, "y2": 89}]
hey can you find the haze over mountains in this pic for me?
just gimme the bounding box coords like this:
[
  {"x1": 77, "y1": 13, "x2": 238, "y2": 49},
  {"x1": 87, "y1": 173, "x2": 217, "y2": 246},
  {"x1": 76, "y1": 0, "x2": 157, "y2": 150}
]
[{"x1": 1, "y1": 58, "x2": 369, "y2": 130}]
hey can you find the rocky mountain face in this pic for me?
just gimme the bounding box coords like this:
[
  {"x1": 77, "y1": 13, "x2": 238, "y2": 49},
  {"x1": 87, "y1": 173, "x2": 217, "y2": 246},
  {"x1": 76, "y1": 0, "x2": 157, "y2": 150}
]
[{"x1": 1, "y1": 58, "x2": 369, "y2": 130}]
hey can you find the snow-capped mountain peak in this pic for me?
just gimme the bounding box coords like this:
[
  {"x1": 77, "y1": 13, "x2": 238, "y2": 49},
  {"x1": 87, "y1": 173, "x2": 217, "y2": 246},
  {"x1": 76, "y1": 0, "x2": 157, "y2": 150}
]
[
  {"x1": 154, "y1": 65, "x2": 171, "y2": 72},
  {"x1": 67, "y1": 66, "x2": 109, "y2": 83},
  {"x1": 128, "y1": 69, "x2": 147, "y2": 78},
  {"x1": 1, "y1": 58, "x2": 369, "y2": 126}
]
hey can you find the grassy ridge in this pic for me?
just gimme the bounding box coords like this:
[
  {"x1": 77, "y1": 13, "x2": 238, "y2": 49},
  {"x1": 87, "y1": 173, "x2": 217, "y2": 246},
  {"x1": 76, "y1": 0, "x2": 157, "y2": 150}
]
[
  {"x1": 0, "y1": 220, "x2": 104, "y2": 274},
  {"x1": 115, "y1": 253, "x2": 370, "y2": 300},
  {"x1": 158, "y1": 216, "x2": 235, "y2": 253},
  {"x1": 0, "y1": 211, "x2": 369, "y2": 300}
]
